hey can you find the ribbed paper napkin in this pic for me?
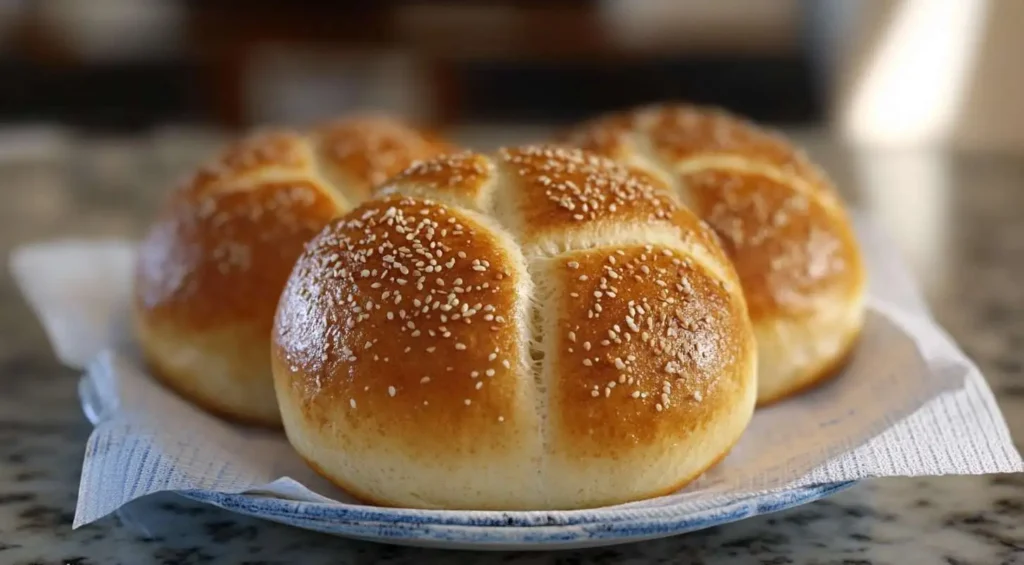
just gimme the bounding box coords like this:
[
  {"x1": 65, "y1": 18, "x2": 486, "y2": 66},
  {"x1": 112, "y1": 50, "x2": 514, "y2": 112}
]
[{"x1": 10, "y1": 217, "x2": 1022, "y2": 530}]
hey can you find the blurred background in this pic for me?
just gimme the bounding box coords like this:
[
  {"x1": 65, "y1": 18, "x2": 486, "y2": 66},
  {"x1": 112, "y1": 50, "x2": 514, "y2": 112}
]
[
  {"x1": 0, "y1": 0, "x2": 1017, "y2": 152},
  {"x1": 2, "y1": 0, "x2": 832, "y2": 131},
  {"x1": 1, "y1": 0, "x2": 1022, "y2": 291}
]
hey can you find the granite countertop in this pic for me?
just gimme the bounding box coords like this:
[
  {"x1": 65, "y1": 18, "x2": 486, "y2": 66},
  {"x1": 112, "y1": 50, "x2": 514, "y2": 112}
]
[{"x1": 0, "y1": 129, "x2": 1022, "y2": 564}]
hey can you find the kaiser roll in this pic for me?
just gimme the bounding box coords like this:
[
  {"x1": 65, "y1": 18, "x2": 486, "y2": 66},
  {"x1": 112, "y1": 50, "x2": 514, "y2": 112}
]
[
  {"x1": 559, "y1": 105, "x2": 867, "y2": 405},
  {"x1": 271, "y1": 146, "x2": 758, "y2": 510},
  {"x1": 133, "y1": 116, "x2": 455, "y2": 426}
]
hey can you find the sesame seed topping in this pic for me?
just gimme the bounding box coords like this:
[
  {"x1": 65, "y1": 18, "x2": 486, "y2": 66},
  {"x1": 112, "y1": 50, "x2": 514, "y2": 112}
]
[{"x1": 388, "y1": 386, "x2": 396, "y2": 397}]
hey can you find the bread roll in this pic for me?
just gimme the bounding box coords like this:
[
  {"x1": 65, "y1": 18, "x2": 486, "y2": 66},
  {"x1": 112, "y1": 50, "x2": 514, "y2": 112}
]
[
  {"x1": 133, "y1": 116, "x2": 455, "y2": 426},
  {"x1": 559, "y1": 104, "x2": 867, "y2": 404},
  {"x1": 272, "y1": 146, "x2": 758, "y2": 510}
]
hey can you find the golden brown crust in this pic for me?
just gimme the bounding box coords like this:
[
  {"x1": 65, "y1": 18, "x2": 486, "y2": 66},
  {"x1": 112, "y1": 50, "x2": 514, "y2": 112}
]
[
  {"x1": 645, "y1": 106, "x2": 823, "y2": 180},
  {"x1": 273, "y1": 196, "x2": 529, "y2": 454},
  {"x1": 186, "y1": 130, "x2": 314, "y2": 195},
  {"x1": 135, "y1": 180, "x2": 342, "y2": 331},
  {"x1": 560, "y1": 104, "x2": 867, "y2": 404},
  {"x1": 560, "y1": 104, "x2": 864, "y2": 319},
  {"x1": 494, "y1": 146, "x2": 677, "y2": 249},
  {"x1": 686, "y1": 169, "x2": 863, "y2": 319},
  {"x1": 546, "y1": 244, "x2": 751, "y2": 457},
  {"x1": 375, "y1": 151, "x2": 497, "y2": 210},
  {"x1": 313, "y1": 116, "x2": 457, "y2": 202},
  {"x1": 134, "y1": 116, "x2": 459, "y2": 425}
]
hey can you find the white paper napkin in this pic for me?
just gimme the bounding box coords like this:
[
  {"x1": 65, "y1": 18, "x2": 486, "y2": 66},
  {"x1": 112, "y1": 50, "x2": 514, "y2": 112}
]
[{"x1": 9, "y1": 217, "x2": 1023, "y2": 529}]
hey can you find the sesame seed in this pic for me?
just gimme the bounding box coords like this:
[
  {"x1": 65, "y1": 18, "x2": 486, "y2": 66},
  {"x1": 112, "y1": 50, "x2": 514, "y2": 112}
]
[
  {"x1": 485, "y1": 368, "x2": 495, "y2": 377},
  {"x1": 631, "y1": 391, "x2": 640, "y2": 399},
  {"x1": 455, "y1": 343, "x2": 467, "y2": 350},
  {"x1": 350, "y1": 398, "x2": 357, "y2": 409},
  {"x1": 656, "y1": 403, "x2": 663, "y2": 412},
  {"x1": 590, "y1": 389, "x2": 600, "y2": 397},
  {"x1": 502, "y1": 359, "x2": 511, "y2": 369},
  {"x1": 583, "y1": 359, "x2": 593, "y2": 367},
  {"x1": 568, "y1": 331, "x2": 576, "y2": 343},
  {"x1": 388, "y1": 386, "x2": 396, "y2": 397},
  {"x1": 464, "y1": 398, "x2": 472, "y2": 406},
  {"x1": 475, "y1": 381, "x2": 484, "y2": 390},
  {"x1": 567, "y1": 261, "x2": 580, "y2": 269},
  {"x1": 498, "y1": 416, "x2": 505, "y2": 422},
  {"x1": 420, "y1": 376, "x2": 431, "y2": 384}
]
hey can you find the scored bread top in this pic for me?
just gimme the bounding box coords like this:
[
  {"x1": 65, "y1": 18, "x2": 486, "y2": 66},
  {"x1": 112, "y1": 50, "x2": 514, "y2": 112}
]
[
  {"x1": 274, "y1": 145, "x2": 756, "y2": 460},
  {"x1": 274, "y1": 196, "x2": 533, "y2": 454},
  {"x1": 312, "y1": 116, "x2": 459, "y2": 203},
  {"x1": 559, "y1": 104, "x2": 865, "y2": 319},
  {"x1": 135, "y1": 116, "x2": 453, "y2": 331}
]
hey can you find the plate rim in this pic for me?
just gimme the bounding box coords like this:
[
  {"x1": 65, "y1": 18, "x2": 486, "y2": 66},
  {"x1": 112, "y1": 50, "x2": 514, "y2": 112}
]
[{"x1": 178, "y1": 480, "x2": 856, "y2": 547}]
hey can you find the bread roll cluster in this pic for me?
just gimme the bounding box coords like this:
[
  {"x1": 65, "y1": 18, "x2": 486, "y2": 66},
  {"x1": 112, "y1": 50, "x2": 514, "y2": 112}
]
[{"x1": 133, "y1": 105, "x2": 866, "y2": 510}]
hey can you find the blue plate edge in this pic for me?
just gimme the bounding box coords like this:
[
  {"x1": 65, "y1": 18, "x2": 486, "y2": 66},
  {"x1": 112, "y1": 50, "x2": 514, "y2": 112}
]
[{"x1": 177, "y1": 481, "x2": 857, "y2": 547}]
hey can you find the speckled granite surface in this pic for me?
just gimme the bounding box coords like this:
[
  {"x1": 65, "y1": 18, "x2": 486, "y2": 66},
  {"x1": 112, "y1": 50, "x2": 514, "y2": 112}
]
[{"x1": 0, "y1": 131, "x2": 1022, "y2": 564}]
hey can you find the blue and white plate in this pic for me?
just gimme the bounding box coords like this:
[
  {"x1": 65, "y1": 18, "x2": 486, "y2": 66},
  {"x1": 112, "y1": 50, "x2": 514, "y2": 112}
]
[{"x1": 176, "y1": 482, "x2": 854, "y2": 550}]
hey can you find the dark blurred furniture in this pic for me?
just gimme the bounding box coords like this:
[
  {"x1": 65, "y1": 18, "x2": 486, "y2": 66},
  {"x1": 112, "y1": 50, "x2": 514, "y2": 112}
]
[{"x1": 0, "y1": 0, "x2": 821, "y2": 130}]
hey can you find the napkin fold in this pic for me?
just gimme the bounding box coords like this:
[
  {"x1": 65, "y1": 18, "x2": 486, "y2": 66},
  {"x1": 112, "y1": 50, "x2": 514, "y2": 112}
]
[{"x1": 9, "y1": 217, "x2": 1022, "y2": 529}]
